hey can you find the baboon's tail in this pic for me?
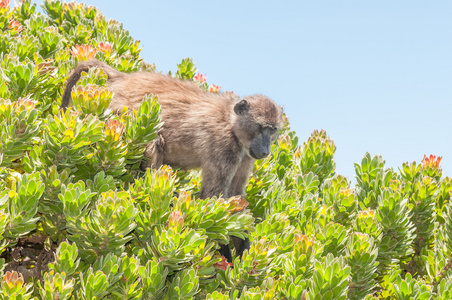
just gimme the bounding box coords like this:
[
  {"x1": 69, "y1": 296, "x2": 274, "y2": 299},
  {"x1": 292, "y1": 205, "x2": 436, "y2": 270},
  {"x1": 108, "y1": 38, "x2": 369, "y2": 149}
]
[{"x1": 60, "y1": 59, "x2": 117, "y2": 112}]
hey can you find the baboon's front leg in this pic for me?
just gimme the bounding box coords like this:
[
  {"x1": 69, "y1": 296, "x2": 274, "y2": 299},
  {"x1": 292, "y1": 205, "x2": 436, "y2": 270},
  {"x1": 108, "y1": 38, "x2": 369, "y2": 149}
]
[
  {"x1": 228, "y1": 155, "x2": 254, "y2": 197},
  {"x1": 199, "y1": 158, "x2": 240, "y2": 199},
  {"x1": 200, "y1": 155, "x2": 242, "y2": 262},
  {"x1": 228, "y1": 155, "x2": 254, "y2": 259}
]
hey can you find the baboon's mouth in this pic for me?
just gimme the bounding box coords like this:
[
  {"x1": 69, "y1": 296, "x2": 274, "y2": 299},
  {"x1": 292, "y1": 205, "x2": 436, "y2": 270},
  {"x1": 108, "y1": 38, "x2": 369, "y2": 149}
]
[
  {"x1": 249, "y1": 149, "x2": 259, "y2": 159},
  {"x1": 249, "y1": 149, "x2": 267, "y2": 159}
]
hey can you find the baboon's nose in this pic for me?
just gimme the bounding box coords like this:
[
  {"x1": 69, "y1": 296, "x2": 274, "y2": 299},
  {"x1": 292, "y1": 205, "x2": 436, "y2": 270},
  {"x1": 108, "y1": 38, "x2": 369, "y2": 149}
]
[{"x1": 250, "y1": 145, "x2": 270, "y2": 159}]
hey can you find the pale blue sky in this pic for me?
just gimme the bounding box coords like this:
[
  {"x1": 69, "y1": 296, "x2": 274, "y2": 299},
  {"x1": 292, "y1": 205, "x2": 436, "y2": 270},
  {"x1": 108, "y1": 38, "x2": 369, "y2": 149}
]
[{"x1": 36, "y1": 1, "x2": 452, "y2": 179}]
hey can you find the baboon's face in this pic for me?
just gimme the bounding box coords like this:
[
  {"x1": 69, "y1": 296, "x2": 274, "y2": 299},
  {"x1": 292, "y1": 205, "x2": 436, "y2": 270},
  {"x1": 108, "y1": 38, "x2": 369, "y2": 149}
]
[
  {"x1": 233, "y1": 96, "x2": 283, "y2": 159},
  {"x1": 248, "y1": 124, "x2": 279, "y2": 159}
]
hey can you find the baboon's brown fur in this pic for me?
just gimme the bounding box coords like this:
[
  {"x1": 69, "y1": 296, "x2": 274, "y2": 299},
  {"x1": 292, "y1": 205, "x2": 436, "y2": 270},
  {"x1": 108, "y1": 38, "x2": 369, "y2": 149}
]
[
  {"x1": 61, "y1": 59, "x2": 283, "y2": 261},
  {"x1": 62, "y1": 59, "x2": 283, "y2": 199}
]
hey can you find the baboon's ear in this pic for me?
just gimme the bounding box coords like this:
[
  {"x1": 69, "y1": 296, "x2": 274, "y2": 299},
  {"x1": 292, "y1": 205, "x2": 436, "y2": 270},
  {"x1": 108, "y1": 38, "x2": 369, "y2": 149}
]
[{"x1": 234, "y1": 99, "x2": 250, "y2": 115}]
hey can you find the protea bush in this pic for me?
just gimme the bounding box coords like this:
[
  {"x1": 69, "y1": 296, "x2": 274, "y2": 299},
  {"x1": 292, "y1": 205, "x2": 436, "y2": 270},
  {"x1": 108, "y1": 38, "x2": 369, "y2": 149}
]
[{"x1": 0, "y1": 1, "x2": 451, "y2": 299}]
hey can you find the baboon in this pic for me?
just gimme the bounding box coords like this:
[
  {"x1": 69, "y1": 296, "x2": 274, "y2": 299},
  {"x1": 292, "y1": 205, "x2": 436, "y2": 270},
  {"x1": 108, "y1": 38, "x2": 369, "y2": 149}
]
[{"x1": 61, "y1": 59, "x2": 283, "y2": 261}]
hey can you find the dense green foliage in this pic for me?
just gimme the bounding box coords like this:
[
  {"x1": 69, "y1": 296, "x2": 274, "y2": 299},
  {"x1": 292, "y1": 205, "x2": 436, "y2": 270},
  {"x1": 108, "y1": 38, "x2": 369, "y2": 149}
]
[{"x1": 0, "y1": 1, "x2": 451, "y2": 299}]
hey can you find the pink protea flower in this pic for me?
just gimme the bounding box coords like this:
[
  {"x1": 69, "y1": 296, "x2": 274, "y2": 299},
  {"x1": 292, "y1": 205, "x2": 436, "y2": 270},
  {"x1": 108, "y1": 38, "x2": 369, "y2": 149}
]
[
  {"x1": 422, "y1": 154, "x2": 442, "y2": 170},
  {"x1": 228, "y1": 195, "x2": 249, "y2": 214},
  {"x1": 156, "y1": 165, "x2": 173, "y2": 181},
  {"x1": 354, "y1": 232, "x2": 370, "y2": 241},
  {"x1": 71, "y1": 44, "x2": 97, "y2": 61},
  {"x1": 214, "y1": 255, "x2": 233, "y2": 270},
  {"x1": 168, "y1": 210, "x2": 184, "y2": 229},
  {"x1": 98, "y1": 42, "x2": 112, "y2": 54},
  {"x1": 294, "y1": 234, "x2": 313, "y2": 245},
  {"x1": 105, "y1": 118, "x2": 124, "y2": 142},
  {"x1": 15, "y1": 98, "x2": 37, "y2": 111},
  {"x1": 194, "y1": 73, "x2": 207, "y2": 83},
  {"x1": 3, "y1": 271, "x2": 24, "y2": 290},
  {"x1": 358, "y1": 209, "x2": 375, "y2": 219},
  {"x1": 293, "y1": 234, "x2": 316, "y2": 256},
  {"x1": 69, "y1": 110, "x2": 79, "y2": 118},
  {"x1": 209, "y1": 84, "x2": 221, "y2": 93},
  {"x1": 339, "y1": 187, "x2": 351, "y2": 197},
  {"x1": 0, "y1": 0, "x2": 9, "y2": 9},
  {"x1": 8, "y1": 20, "x2": 23, "y2": 34}
]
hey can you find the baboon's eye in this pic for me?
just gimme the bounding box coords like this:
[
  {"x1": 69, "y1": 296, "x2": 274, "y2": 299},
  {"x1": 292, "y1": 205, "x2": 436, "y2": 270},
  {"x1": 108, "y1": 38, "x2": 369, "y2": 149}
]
[{"x1": 268, "y1": 126, "x2": 277, "y2": 134}]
